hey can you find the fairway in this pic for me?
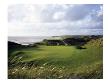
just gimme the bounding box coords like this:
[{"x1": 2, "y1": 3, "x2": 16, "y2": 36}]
[{"x1": 21, "y1": 46, "x2": 75, "y2": 62}]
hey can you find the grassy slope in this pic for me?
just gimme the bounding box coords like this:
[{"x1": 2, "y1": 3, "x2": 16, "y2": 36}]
[{"x1": 8, "y1": 39, "x2": 103, "y2": 79}]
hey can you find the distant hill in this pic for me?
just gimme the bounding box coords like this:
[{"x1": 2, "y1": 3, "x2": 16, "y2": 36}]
[
  {"x1": 42, "y1": 35, "x2": 103, "y2": 46},
  {"x1": 8, "y1": 41, "x2": 22, "y2": 48}
]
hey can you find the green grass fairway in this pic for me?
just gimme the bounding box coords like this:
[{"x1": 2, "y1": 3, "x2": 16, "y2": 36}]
[{"x1": 8, "y1": 44, "x2": 103, "y2": 79}]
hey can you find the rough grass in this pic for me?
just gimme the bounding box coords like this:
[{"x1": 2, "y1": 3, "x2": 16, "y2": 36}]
[{"x1": 8, "y1": 39, "x2": 103, "y2": 79}]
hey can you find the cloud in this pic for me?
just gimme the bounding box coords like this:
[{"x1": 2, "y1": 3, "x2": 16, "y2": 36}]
[
  {"x1": 9, "y1": 19, "x2": 102, "y2": 36},
  {"x1": 8, "y1": 5, "x2": 42, "y2": 23},
  {"x1": 8, "y1": 4, "x2": 103, "y2": 36},
  {"x1": 65, "y1": 5, "x2": 89, "y2": 21},
  {"x1": 53, "y1": 11, "x2": 65, "y2": 21}
]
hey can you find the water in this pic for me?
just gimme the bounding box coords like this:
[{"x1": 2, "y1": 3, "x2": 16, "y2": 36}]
[{"x1": 8, "y1": 36, "x2": 50, "y2": 45}]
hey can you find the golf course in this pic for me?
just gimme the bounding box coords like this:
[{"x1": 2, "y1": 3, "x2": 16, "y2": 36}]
[{"x1": 8, "y1": 36, "x2": 103, "y2": 79}]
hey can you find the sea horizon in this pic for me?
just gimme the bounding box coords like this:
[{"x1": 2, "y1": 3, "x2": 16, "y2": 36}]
[{"x1": 8, "y1": 36, "x2": 51, "y2": 45}]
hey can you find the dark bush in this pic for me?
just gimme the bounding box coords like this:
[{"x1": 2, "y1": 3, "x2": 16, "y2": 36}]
[{"x1": 76, "y1": 45, "x2": 86, "y2": 49}]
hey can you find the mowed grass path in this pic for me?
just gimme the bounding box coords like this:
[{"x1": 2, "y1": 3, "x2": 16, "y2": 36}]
[{"x1": 9, "y1": 45, "x2": 103, "y2": 79}]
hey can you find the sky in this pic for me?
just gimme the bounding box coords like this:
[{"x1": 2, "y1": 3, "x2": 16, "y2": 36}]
[{"x1": 8, "y1": 4, "x2": 103, "y2": 36}]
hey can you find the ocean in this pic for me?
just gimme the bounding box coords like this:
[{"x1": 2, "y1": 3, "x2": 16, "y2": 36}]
[{"x1": 8, "y1": 36, "x2": 51, "y2": 45}]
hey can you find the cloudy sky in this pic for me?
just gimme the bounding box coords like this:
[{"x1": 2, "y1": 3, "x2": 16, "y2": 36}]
[{"x1": 8, "y1": 4, "x2": 103, "y2": 36}]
